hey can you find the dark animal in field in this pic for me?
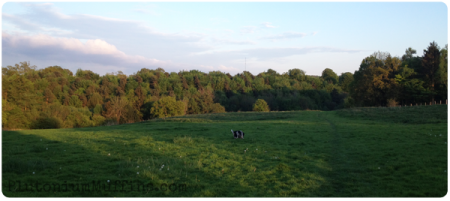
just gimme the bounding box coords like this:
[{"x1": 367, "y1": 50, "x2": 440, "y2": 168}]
[{"x1": 231, "y1": 129, "x2": 244, "y2": 139}]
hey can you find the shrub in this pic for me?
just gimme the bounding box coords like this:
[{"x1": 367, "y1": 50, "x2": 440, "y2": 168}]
[
  {"x1": 253, "y1": 99, "x2": 270, "y2": 112},
  {"x1": 210, "y1": 103, "x2": 226, "y2": 113},
  {"x1": 92, "y1": 114, "x2": 106, "y2": 126},
  {"x1": 387, "y1": 98, "x2": 398, "y2": 107}
]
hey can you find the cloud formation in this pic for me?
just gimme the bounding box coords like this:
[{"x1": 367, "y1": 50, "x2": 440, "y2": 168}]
[
  {"x1": 261, "y1": 32, "x2": 307, "y2": 41},
  {"x1": 261, "y1": 22, "x2": 275, "y2": 28},
  {"x1": 2, "y1": 33, "x2": 170, "y2": 74},
  {"x1": 211, "y1": 38, "x2": 256, "y2": 45}
]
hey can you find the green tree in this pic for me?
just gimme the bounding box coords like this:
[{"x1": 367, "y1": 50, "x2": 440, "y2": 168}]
[
  {"x1": 288, "y1": 68, "x2": 306, "y2": 82},
  {"x1": 401, "y1": 47, "x2": 417, "y2": 61},
  {"x1": 338, "y1": 72, "x2": 353, "y2": 92},
  {"x1": 421, "y1": 41, "x2": 441, "y2": 102},
  {"x1": 93, "y1": 104, "x2": 103, "y2": 114},
  {"x1": 437, "y1": 44, "x2": 448, "y2": 97},
  {"x1": 321, "y1": 68, "x2": 338, "y2": 84},
  {"x1": 1, "y1": 97, "x2": 8, "y2": 128},
  {"x1": 253, "y1": 99, "x2": 270, "y2": 112},
  {"x1": 150, "y1": 96, "x2": 185, "y2": 119},
  {"x1": 68, "y1": 95, "x2": 82, "y2": 108}
]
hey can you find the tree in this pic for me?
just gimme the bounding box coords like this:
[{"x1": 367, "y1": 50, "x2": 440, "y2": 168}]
[
  {"x1": 88, "y1": 92, "x2": 103, "y2": 108},
  {"x1": 1, "y1": 97, "x2": 8, "y2": 128},
  {"x1": 321, "y1": 68, "x2": 338, "y2": 84},
  {"x1": 194, "y1": 76, "x2": 202, "y2": 90},
  {"x1": 421, "y1": 41, "x2": 441, "y2": 102},
  {"x1": 401, "y1": 47, "x2": 417, "y2": 61},
  {"x1": 44, "y1": 88, "x2": 57, "y2": 104},
  {"x1": 68, "y1": 95, "x2": 82, "y2": 108},
  {"x1": 338, "y1": 72, "x2": 353, "y2": 92},
  {"x1": 103, "y1": 96, "x2": 129, "y2": 124},
  {"x1": 150, "y1": 96, "x2": 185, "y2": 119},
  {"x1": 253, "y1": 99, "x2": 270, "y2": 112},
  {"x1": 288, "y1": 68, "x2": 306, "y2": 82},
  {"x1": 437, "y1": 44, "x2": 448, "y2": 94},
  {"x1": 350, "y1": 52, "x2": 401, "y2": 106}
]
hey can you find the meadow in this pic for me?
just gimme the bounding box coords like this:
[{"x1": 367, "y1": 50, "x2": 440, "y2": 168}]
[{"x1": 2, "y1": 105, "x2": 447, "y2": 197}]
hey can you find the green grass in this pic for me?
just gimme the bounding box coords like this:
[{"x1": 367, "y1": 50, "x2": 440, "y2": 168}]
[{"x1": 2, "y1": 105, "x2": 447, "y2": 197}]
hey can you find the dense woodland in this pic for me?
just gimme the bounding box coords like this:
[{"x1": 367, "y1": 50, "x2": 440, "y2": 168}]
[{"x1": 2, "y1": 41, "x2": 447, "y2": 129}]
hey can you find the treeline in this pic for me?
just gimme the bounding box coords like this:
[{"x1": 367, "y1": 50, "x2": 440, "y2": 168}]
[{"x1": 2, "y1": 41, "x2": 447, "y2": 129}]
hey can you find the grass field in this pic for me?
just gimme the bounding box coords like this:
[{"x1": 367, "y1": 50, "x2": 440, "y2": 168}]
[{"x1": 2, "y1": 105, "x2": 448, "y2": 197}]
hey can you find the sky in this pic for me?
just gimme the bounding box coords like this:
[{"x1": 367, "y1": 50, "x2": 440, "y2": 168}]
[{"x1": 2, "y1": 1, "x2": 448, "y2": 76}]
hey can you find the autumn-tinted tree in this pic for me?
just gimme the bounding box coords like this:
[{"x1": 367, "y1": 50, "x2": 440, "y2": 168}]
[
  {"x1": 44, "y1": 88, "x2": 57, "y2": 104},
  {"x1": 103, "y1": 96, "x2": 129, "y2": 124},
  {"x1": 351, "y1": 52, "x2": 401, "y2": 106},
  {"x1": 88, "y1": 92, "x2": 103, "y2": 108}
]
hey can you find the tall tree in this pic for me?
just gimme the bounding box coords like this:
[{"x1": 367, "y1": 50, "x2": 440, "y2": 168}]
[
  {"x1": 350, "y1": 52, "x2": 401, "y2": 106},
  {"x1": 437, "y1": 44, "x2": 448, "y2": 92},
  {"x1": 421, "y1": 41, "x2": 441, "y2": 102}
]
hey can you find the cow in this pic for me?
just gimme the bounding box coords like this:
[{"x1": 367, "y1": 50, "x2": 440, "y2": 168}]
[{"x1": 231, "y1": 129, "x2": 244, "y2": 139}]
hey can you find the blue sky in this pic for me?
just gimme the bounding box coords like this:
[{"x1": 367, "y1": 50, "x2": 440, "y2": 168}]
[{"x1": 2, "y1": 2, "x2": 448, "y2": 76}]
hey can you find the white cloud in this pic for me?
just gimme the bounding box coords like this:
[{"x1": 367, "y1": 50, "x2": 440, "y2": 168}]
[
  {"x1": 2, "y1": 3, "x2": 212, "y2": 68},
  {"x1": 261, "y1": 32, "x2": 307, "y2": 41},
  {"x1": 190, "y1": 46, "x2": 362, "y2": 61},
  {"x1": 261, "y1": 22, "x2": 275, "y2": 28},
  {"x1": 211, "y1": 38, "x2": 256, "y2": 45},
  {"x1": 2, "y1": 33, "x2": 170, "y2": 74}
]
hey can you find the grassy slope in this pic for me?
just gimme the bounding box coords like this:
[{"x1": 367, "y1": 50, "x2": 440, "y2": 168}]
[{"x1": 2, "y1": 105, "x2": 447, "y2": 197}]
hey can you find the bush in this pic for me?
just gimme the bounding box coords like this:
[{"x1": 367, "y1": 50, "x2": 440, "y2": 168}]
[
  {"x1": 253, "y1": 99, "x2": 270, "y2": 112},
  {"x1": 210, "y1": 103, "x2": 226, "y2": 113},
  {"x1": 31, "y1": 116, "x2": 62, "y2": 129},
  {"x1": 92, "y1": 114, "x2": 106, "y2": 126},
  {"x1": 387, "y1": 98, "x2": 398, "y2": 107},
  {"x1": 150, "y1": 96, "x2": 186, "y2": 119}
]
